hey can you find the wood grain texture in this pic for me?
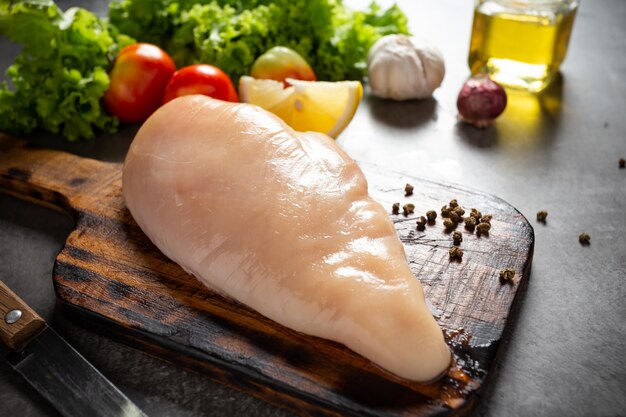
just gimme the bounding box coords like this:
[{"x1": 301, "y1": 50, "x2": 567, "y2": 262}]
[
  {"x1": 0, "y1": 281, "x2": 46, "y2": 350},
  {"x1": 0, "y1": 134, "x2": 533, "y2": 417}
]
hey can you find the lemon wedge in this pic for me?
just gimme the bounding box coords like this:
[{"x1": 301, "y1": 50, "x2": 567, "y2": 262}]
[{"x1": 239, "y1": 76, "x2": 363, "y2": 139}]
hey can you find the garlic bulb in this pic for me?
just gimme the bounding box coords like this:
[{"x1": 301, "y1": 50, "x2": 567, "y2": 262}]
[{"x1": 367, "y1": 34, "x2": 445, "y2": 101}]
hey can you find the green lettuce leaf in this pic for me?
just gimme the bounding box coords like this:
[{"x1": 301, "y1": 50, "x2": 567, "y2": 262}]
[
  {"x1": 109, "y1": 0, "x2": 409, "y2": 82},
  {"x1": 0, "y1": 0, "x2": 133, "y2": 141}
]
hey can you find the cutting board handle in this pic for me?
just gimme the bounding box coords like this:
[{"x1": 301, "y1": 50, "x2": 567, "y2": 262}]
[{"x1": 0, "y1": 134, "x2": 121, "y2": 213}]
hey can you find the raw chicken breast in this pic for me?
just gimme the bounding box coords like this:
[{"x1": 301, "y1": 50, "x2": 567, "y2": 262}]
[{"x1": 123, "y1": 95, "x2": 450, "y2": 381}]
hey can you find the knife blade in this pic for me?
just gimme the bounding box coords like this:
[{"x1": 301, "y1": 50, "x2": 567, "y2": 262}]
[{"x1": 0, "y1": 280, "x2": 148, "y2": 417}]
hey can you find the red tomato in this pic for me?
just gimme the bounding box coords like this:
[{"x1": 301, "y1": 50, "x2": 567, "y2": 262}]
[
  {"x1": 162, "y1": 65, "x2": 239, "y2": 104},
  {"x1": 104, "y1": 43, "x2": 176, "y2": 123}
]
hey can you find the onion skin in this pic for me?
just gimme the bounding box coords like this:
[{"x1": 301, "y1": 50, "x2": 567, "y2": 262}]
[{"x1": 457, "y1": 74, "x2": 507, "y2": 128}]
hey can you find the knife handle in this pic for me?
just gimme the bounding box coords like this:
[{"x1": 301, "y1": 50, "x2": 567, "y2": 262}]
[{"x1": 0, "y1": 281, "x2": 46, "y2": 350}]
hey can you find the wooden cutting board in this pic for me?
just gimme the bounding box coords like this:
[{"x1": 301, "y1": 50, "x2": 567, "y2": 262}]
[{"x1": 0, "y1": 134, "x2": 533, "y2": 417}]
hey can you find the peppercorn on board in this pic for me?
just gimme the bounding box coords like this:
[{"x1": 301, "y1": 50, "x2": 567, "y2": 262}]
[{"x1": 0, "y1": 134, "x2": 533, "y2": 417}]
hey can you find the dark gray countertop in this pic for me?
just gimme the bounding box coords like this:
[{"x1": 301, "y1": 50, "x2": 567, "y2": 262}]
[{"x1": 1, "y1": 1, "x2": 625, "y2": 416}]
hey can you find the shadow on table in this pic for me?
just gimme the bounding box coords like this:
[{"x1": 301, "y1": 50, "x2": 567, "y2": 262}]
[
  {"x1": 19, "y1": 124, "x2": 139, "y2": 163},
  {"x1": 367, "y1": 95, "x2": 438, "y2": 129},
  {"x1": 455, "y1": 73, "x2": 565, "y2": 149}
]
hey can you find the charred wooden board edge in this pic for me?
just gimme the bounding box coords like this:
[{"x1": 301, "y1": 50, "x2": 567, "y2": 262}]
[
  {"x1": 459, "y1": 246, "x2": 535, "y2": 417},
  {"x1": 57, "y1": 301, "x2": 450, "y2": 417}
]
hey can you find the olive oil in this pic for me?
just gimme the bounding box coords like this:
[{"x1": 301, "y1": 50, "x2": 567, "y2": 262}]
[{"x1": 469, "y1": 0, "x2": 578, "y2": 92}]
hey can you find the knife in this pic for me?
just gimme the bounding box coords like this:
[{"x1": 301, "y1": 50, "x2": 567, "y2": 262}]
[{"x1": 0, "y1": 280, "x2": 148, "y2": 417}]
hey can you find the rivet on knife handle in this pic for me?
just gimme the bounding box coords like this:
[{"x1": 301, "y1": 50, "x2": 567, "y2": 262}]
[{"x1": 0, "y1": 281, "x2": 46, "y2": 350}]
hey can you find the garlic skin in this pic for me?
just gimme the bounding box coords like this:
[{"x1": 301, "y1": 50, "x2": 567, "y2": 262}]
[{"x1": 367, "y1": 34, "x2": 445, "y2": 101}]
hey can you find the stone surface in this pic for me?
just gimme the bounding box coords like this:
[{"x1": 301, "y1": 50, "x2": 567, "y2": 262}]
[{"x1": 1, "y1": 1, "x2": 625, "y2": 417}]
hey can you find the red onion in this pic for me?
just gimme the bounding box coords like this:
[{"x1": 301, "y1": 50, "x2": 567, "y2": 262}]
[{"x1": 457, "y1": 74, "x2": 507, "y2": 128}]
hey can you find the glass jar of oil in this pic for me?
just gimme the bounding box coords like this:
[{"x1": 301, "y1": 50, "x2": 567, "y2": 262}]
[{"x1": 469, "y1": 0, "x2": 578, "y2": 92}]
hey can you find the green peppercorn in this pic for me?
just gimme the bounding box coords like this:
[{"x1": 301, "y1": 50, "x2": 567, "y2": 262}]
[
  {"x1": 579, "y1": 232, "x2": 590, "y2": 245},
  {"x1": 476, "y1": 222, "x2": 491, "y2": 235},
  {"x1": 416, "y1": 216, "x2": 427, "y2": 231},
  {"x1": 452, "y1": 231, "x2": 462, "y2": 246},
  {"x1": 464, "y1": 216, "x2": 476, "y2": 231},
  {"x1": 536, "y1": 210, "x2": 548, "y2": 222},
  {"x1": 449, "y1": 246, "x2": 463, "y2": 260},
  {"x1": 499, "y1": 268, "x2": 515, "y2": 284},
  {"x1": 443, "y1": 218, "x2": 456, "y2": 231}
]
